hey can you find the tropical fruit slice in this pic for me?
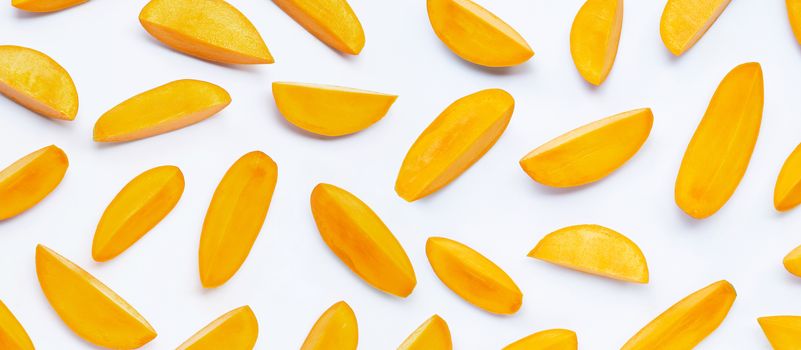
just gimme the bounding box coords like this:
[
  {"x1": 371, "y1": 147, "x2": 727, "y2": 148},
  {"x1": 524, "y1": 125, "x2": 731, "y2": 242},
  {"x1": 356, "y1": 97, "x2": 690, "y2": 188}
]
[
  {"x1": 503, "y1": 329, "x2": 578, "y2": 350},
  {"x1": 783, "y1": 244, "x2": 801, "y2": 278},
  {"x1": 273, "y1": 0, "x2": 365, "y2": 54},
  {"x1": 177, "y1": 306, "x2": 258, "y2": 350},
  {"x1": 0, "y1": 45, "x2": 78, "y2": 120},
  {"x1": 12, "y1": 0, "x2": 87, "y2": 12},
  {"x1": 789, "y1": 0, "x2": 801, "y2": 46},
  {"x1": 774, "y1": 143, "x2": 801, "y2": 211},
  {"x1": 660, "y1": 0, "x2": 731, "y2": 55},
  {"x1": 397, "y1": 315, "x2": 451, "y2": 350},
  {"x1": 570, "y1": 0, "x2": 623, "y2": 85},
  {"x1": 0, "y1": 145, "x2": 68, "y2": 220},
  {"x1": 758, "y1": 316, "x2": 801, "y2": 350},
  {"x1": 301, "y1": 301, "x2": 357, "y2": 350},
  {"x1": 0, "y1": 301, "x2": 34, "y2": 350}
]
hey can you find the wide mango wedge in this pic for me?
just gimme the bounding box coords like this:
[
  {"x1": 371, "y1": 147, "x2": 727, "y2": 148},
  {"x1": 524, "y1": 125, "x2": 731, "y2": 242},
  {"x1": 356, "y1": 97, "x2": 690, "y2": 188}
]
[
  {"x1": 426, "y1": 237, "x2": 522, "y2": 314},
  {"x1": 789, "y1": 0, "x2": 801, "y2": 46},
  {"x1": 621, "y1": 280, "x2": 736, "y2": 350},
  {"x1": 520, "y1": 108, "x2": 653, "y2": 188},
  {"x1": 310, "y1": 183, "x2": 416, "y2": 297},
  {"x1": 0, "y1": 45, "x2": 78, "y2": 120},
  {"x1": 94, "y1": 79, "x2": 230, "y2": 143},
  {"x1": 301, "y1": 301, "x2": 358, "y2": 350},
  {"x1": 774, "y1": 143, "x2": 801, "y2": 211},
  {"x1": 36, "y1": 245, "x2": 156, "y2": 349},
  {"x1": 177, "y1": 306, "x2": 258, "y2": 350},
  {"x1": 272, "y1": 82, "x2": 397, "y2": 137},
  {"x1": 273, "y1": 0, "x2": 365, "y2": 55},
  {"x1": 200, "y1": 151, "x2": 277, "y2": 288},
  {"x1": 0, "y1": 301, "x2": 34, "y2": 350},
  {"x1": 570, "y1": 0, "x2": 623, "y2": 85},
  {"x1": 660, "y1": 0, "x2": 731, "y2": 56},
  {"x1": 675, "y1": 63, "x2": 763, "y2": 219},
  {"x1": 0, "y1": 145, "x2": 68, "y2": 220},
  {"x1": 12, "y1": 0, "x2": 86, "y2": 12},
  {"x1": 783, "y1": 244, "x2": 801, "y2": 278},
  {"x1": 396, "y1": 89, "x2": 514, "y2": 201},
  {"x1": 503, "y1": 329, "x2": 577, "y2": 350},
  {"x1": 758, "y1": 316, "x2": 801, "y2": 350},
  {"x1": 427, "y1": 0, "x2": 533, "y2": 67},
  {"x1": 139, "y1": 0, "x2": 273, "y2": 64},
  {"x1": 397, "y1": 315, "x2": 452, "y2": 350}
]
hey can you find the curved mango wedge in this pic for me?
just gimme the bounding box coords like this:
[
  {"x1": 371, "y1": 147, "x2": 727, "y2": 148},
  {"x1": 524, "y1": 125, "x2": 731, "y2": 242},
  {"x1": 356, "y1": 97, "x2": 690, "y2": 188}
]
[
  {"x1": 758, "y1": 316, "x2": 801, "y2": 350},
  {"x1": 783, "y1": 244, "x2": 801, "y2": 278},
  {"x1": 503, "y1": 328, "x2": 577, "y2": 350},
  {"x1": 301, "y1": 301, "x2": 358, "y2": 350},
  {"x1": 397, "y1": 315, "x2": 452, "y2": 350},
  {"x1": 139, "y1": 0, "x2": 273, "y2": 64},
  {"x1": 519, "y1": 108, "x2": 652, "y2": 188},
  {"x1": 0, "y1": 45, "x2": 78, "y2": 120},
  {"x1": 0, "y1": 301, "x2": 34, "y2": 350},
  {"x1": 0, "y1": 145, "x2": 68, "y2": 221},
  {"x1": 36, "y1": 245, "x2": 157, "y2": 349},
  {"x1": 12, "y1": 0, "x2": 86, "y2": 12},
  {"x1": 774, "y1": 143, "x2": 801, "y2": 212},
  {"x1": 272, "y1": 82, "x2": 397, "y2": 137},
  {"x1": 177, "y1": 306, "x2": 258, "y2": 350},
  {"x1": 200, "y1": 151, "x2": 277, "y2": 288},
  {"x1": 621, "y1": 280, "x2": 736, "y2": 350},
  {"x1": 675, "y1": 63, "x2": 763, "y2": 219},
  {"x1": 427, "y1": 0, "x2": 533, "y2": 67},
  {"x1": 660, "y1": 0, "x2": 731, "y2": 56},
  {"x1": 273, "y1": 0, "x2": 365, "y2": 55},
  {"x1": 789, "y1": 0, "x2": 801, "y2": 46},
  {"x1": 94, "y1": 79, "x2": 230, "y2": 143},
  {"x1": 396, "y1": 89, "x2": 514, "y2": 201},
  {"x1": 570, "y1": 0, "x2": 623, "y2": 85},
  {"x1": 310, "y1": 183, "x2": 416, "y2": 297}
]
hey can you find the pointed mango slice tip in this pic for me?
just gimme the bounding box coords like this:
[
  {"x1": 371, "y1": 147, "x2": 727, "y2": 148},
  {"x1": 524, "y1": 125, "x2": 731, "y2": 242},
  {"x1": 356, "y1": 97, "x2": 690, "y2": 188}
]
[
  {"x1": 397, "y1": 315, "x2": 452, "y2": 350},
  {"x1": 570, "y1": 0, "x2": 623, "y2": 85},
  {"x1": 12, "y1": 0, "x2": 87, "y2": 12},
  {"x1": 177, "y1": 306, "x2": 258, "y2": 350},
  {"x1": 301, "y1": 301, "x2": 358, "y2": 350},
  {"x1": 758, "y1": 316, "x2": 801, "y2": 350},
  {"x1": 774, "y1": 143, "x2": 801, "y2": 211},
  {"x1": 0, "y1": 45, "x2": 78, "y2": 120},
  {"x1": 660, "y1": 0, "x2": 731, "y2": 55},
  {"x1": 0, "y1": 301, "x2": 34, "y2": 350},
  {"x1": 0, "y1": 145, "x2": 68, "y2": 220},
  {"x1": 273, "y1": 0, "x2": 365, "y2": 54},
  {"x1": 783, "y1": 244, "x2": 801, "y2": 278},
  {"x1": 503, "y1": 328, "x2": 577, "y2": 350},
  {"x1": 789, "y1": 0, "x2": 801, "y2": 46}
]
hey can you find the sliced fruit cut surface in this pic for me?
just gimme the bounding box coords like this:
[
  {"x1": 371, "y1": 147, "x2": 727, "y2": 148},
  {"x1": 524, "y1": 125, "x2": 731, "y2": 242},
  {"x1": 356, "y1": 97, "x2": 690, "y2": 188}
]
[
  {"x1": 570, "y1": 0, "x2": 623, "y2": 85},
  {"x1": 397, "y1": 315, "x2": 451, "y2": 350},
  {"x1": 177, "y1": 306, "x2": 258, "y2": 350},
  {"x1": 0, "y1": 145, "x2": 68, "y2": 220},
  {"x1": 503, "y1": 328, "x2": 577, "y2": 350},
  {"x1": 0, "y1": 45, "x2": 78, "y2": 120},
  {"x1": 272, "y1": 0, "x2": 365, "y2": 54},
  {"x1": 660, "y1": 0, "x2": 731, "y2": 55},
  {"x1": 783, "y1": 244, "x2": 801, "y2": 278},
  {"x1": 0, "y1": 300, "x2": 34, "y2": 350},
  {"x1": 789, "y1": 0, "x2": 801, "y2": 46},
  {"x1": 758, "y1": 316, "x2": 801, "y2": 350},
  {"x1": 301, "y1": 301, "x2": 358, "y2": 350},
  {"x1": 12, "y1": 0, "x2": 86, "y2": 12},
  {"x1": 774, "y1": 143, "x2": 801, "y2": 211}
]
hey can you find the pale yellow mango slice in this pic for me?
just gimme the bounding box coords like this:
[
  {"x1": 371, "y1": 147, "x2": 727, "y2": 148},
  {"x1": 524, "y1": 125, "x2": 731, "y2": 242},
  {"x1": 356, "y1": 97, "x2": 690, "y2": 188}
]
[
  {"x1": 427, "y1": 0, "x2": 533, "y2": 67},
  {"x1": 177, "y1": 306, "x2": 258, "y2": 350},
  {"x1": 774, "y1": 143, "x2": 801, "y2": 211},
  {"x1": 12, "y1": 0, "x2": 86, "y2": 12},
  {"x1": 0, "y1": 145, "x2": 68, "y2": 220},
  {"x1": 570, "y1": 0, "x2": 623, "y2": 85},
  {"x1": 273, "y1": 0, "x2": 365, "y2": 55},
  {"x1": 94, "y1": 79, "x2": 230, "y2": 143},
  {"x1": 310, "y1": 183, "x2": 416, "y2": 297},
  {"x1": 139, "y1": 0, "x2": 273, "y2": 64},
  {"x1": 503, "y1": 329, "x2": 577, "y2": 350},
  {"x1": 396, "y1": 89, "x2": 514, "y2": 201},
  {"x1": 789, "y1": 0, "x2": 801, "y2": 46},
  {"x1": 397, "y1": 315, "x2": 452, "y2": 350},
  {"x1": 272, "y1": 82, "x2": 397, "y2": 137},
  {"x1": 675, "y1": 62, "x2": 763, "y2": 219},
  {"x1": 0, "y1": 45, "x2": 78, "y2": 120},
  {"x1": 200, "y1": 151, "x2": 277, "y2": 288},
  {"x1": 36, "y1": 245, "x2": 156, "y2": 349},
  {"x1": 758, "y1": 316, "x2": 801, "y2": 350},
  {"x1": 0, "y1": 301, "x2": 34, "y2": 350},
  {"x1": 301, "y1": 301, "x2": 358, "y2": 350},
  {"x1": 660, "y1": 0, "x2": 731, "y2": 56},
  {"x1": 783, "y1": 244, "x2": 801, "y2": 278}
]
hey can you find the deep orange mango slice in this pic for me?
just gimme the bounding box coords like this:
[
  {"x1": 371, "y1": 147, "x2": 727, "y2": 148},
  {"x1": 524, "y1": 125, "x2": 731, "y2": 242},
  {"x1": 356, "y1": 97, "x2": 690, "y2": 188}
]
[
  {"x1": 660, "y1": 0, "x2": 731, "y2": 56},
  {"x1": 503, "y1": 329, "x2": 577, "y2": 350},
  {"x1": 0, "y1": 145, "x2": 68, "y2": 220},
  {"x1": 783, "y1": 244, "x2": 801, "y2": 278},
  {"x1": 273, "y1": 0, "x2": 365, "y2": 55},
  {"x1": 397, "y1": 315, "x2": 452, "y2": 350},
  {"x1": 301, "y1": 301, "x2": 358, "y2": 350},
  {"x1": 177, "y1": 306, "x2": 258, "y2": 350},
  {"x1": 0, "y1": 45, "x2": 78, "y2": 120},
  {"x1": 789, "y1": 0, "x2": 801, "y2": 46},
  {"x1": 774, "y1": 143, "x2": 801, "y2": 211},
  {"x1": 570, "y1": 0, "x2": 623, "y2": 85},
  {"x1": 758, "y1": 316, "x2": 801, "y2": 350},
  {"x1": 12, "y1": 0, "x2": 86, "y2": 12},
  {"x1": 0, "y1": 301, "x2": 34, "y2": 350}
]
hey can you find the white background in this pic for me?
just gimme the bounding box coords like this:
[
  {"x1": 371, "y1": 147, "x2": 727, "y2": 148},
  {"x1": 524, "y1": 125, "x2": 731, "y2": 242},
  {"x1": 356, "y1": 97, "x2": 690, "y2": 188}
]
[{"x1": 0, "y1": 0, "x2": 800, "y2": 349}]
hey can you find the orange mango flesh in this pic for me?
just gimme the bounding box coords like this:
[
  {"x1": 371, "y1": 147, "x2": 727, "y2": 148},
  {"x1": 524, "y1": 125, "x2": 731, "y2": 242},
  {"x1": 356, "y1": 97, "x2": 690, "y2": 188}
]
[
  {"x1": 789, "y1": 0, "x2": 801, "y2": 46},
  {"x1": 675, "y1": 62, "x2": 763, "y2": 219},
  {"x1": 774, "y1": 143, "x2": 801, "y2": 211},
  {"x1": 783, "y1": 244, "x2": 801, "y2": 278},
  {"x1": 397, "y1": 315, "x2": 452, "y2": 350},
  {"x1": 0, "y1": 45, "x2": 78, "y2": 120},
  {"x1": 177, "y1": 306, "x2": 258, "y2": 350},
  {"x1": 502, "y1": 328, "x2": 578, "y2": 350},
  {"x1": 301, "y1": 301, "x2": 358, "y2": 350},
  {"x1": 0, "y1": 145, "x2": 68, "y2": 221},
  {"x1": 94, "y1": 79, "x2": 230, "y2": 143},
  {"x1": 520, "y1": 108, "x2": 653, "y2": 188},
  {"x1": 569, "y1": 0, "x2": 623, "y2": 85},
  {"x1": 758, "y1": 316, "x2": 801, "y2": 350},
  {"x1": 660, "y1": 0, "x2": 731, "y2": 56},
  {"x1": 139, "y1": 0, "x2": 273, "y2": 64},
  {"x1": 35, "y1": 245, "x2": 157, "y2": 349},
  {"x1": 310, "y1": 183, "x2": 416, "y2": 297},
  {"x1": 272, "y1": 0, "x2": 365, "y2": 55},
  {"x1": 272, "y1": 82, "x2": 397, "y2": 137},
  {"x1": 396, "y1": 89, "x2": 514, "y2": 202},
  {"x1": 200, "y1": 151, "x2": 277, "y2": 288},
  {"x1": 0, "y1": 301, "x2": 34, "y2": 350},
  {"x1": 12, "y1": 0, "x2": 86, "y2": 12},
  {"x1": 427, "y1": 0, "x2": 533, "y2": 67}
]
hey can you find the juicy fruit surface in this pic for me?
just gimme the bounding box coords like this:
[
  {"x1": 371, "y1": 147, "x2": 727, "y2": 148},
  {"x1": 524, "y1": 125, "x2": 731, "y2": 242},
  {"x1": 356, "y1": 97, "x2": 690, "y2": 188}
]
[
  {"x1": 783, "y1": 244, "x2": 801, "y2": 278},
  {"x1": 177, "y1": 306, "x2": 258, "y2": 350},
  {"x1": 273, "y1": 0, "x2": 365, "y2": 54},
  {"x1": 503, "y1": 329, "x2": 578, "y2": 350},
  {"x1": 774, "y1": 143, "x2": 801, "y2": 211},
  {"x1": 660, "y1": 0, "x2": 731, "y2": 55},
  {"x1": 301, "y1": 301, "x2": 358, "y2": 350},
  {"x1": 0, "y1": 301, "x2": 34, "y2": 350},
  {"x1": 570, "y1": 0, "x2": 623, "y2": 85},
  {"x1": 12, "y1": 0, "x2": 87, "y2": 12},
  {"x1": 758, "y1": 316, "x2": 801, "y2": 350},
  {"x1": 397, "y1": 315, "x2": 452, "y2": 350},
  {"x1": 0, "y1": 145, "x2": 68, "y2": 220},
  {"x1": 0, "y1": 45, "x2": 78, "y2": 120}
]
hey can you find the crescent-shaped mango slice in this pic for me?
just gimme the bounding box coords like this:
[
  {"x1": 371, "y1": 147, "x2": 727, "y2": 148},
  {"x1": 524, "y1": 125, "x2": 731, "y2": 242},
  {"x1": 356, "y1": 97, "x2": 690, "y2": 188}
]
[
  {"x1": 397, "y1": 315, "x2": 452, "y2": 350},
  {"x1": 0, "y1": 45, "x2": 78, "y2": 120},
  {"x1": 426, "y1": 0, "x2": 533, "y2": 67},
  {"x1": 0, "y1": 301, "x2": 34, "y2": 350},
  {"x1": 12, "y1": 0, "x2": 86, "y2": 12},
  {"x1": 35, "y1": 245, "x2": 157, "y2": 349},
  {"x1": 774, "y1": 143, "x2": 801, "y2": 212},
  {"x1": 301, "y1": 301, "x2": 358, "y2": 350},
  {"x1": 783, "y1": 244, "x2": 801, "y2": 278},
  {"x1": 272, "y1": 82, "x2": 397, "y2": 137},
  {"x1": 660, "y1": 0, "x2": 731, "y2": 56},
  {"x1": 758, "y1": 316, "x2": 801, "y2": 350},
  {"x1": 177, "y1": 306, "x2": 258, "y2": 350},
  {"x1": 0, "y1": 145, "x2": 68, "y2": 221},
  {"x1": 310, "y1": 183, "x2": 416, "y2": 297},
  {"x1": 139, "y1": 0, "x2": 273, "y2": 64},
  {"x1": 272, "y1": 0, "x2": 365, "y2": 55},
  {"x1": 396, "y1": 89, "x2": 514, "y2": 202},
  {"x1": 502, "y1": 328, "x2": 577, "y2": 350},
  {"x1": 789, "y1": 0, "x2": 801, "y2": 46},
  {"x1": 570, "y1": 0, "x2": 623, "y2": 85}
]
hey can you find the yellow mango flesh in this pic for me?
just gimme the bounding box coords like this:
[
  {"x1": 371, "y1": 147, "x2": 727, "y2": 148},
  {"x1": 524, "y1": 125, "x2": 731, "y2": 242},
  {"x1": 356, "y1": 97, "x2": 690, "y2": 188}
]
[
  {"x1": 397, "y1": 315, "x2": 452, "y2": 350},
  {"x1": 0, "y1": 145, "x2": 68, "y2": 221},
  {"x1": 273, "y1": 0, "x2": 365, "y2": 55},
  {"x1": 310, "y1": 183, "x2": 416, "y2": 297},
  {"x1": 503, "y1": 329, "x2": 577, "y2": 350},
  {"x1": 94, "y1": 79, "x2": 230, "y2": 143},
  {"x1": 660, "y1": 0, "x2": 731, "y2": 56},
  {"x1": 12, "y1": 0, "x2": 86, "y2": 12},
  {"x1": 427, "y1": 0, "x2": 533, "y2": 67},
  {"x1": 200, "y1": 151, "x2": 277, "y2": 288},
  {"x1": 783, "y1": 244, "x2": 801, "y2": 278},
  {"x1": 675, "y1": 62, "x2": 763, "y2": 219},
  {"x1": 569, "y1": 0, "x2": 623, "y2": 85},
  {"x1": 139, "y1": 0, "x2": 273, "y2": 64},
  {"x1": 177, "y1": 306, "x2": 258, "y2": 350},
  {"x1": 758, "y1": 316, "x2": 801, "y2": 350},
  {"x1": 0, "y1": 45, "x2": 78, "y2": 120},
  {"x1": 93, "y1": 165, "x2": 185, "y2": 262},
  {"x1": 774, "y1": 143, "x2": 801, "y2": 211},
  {"x1": 520, "y1": 108, "x2": 653, "y2": 188},
  {"x1": 789, "y1": 0, "x2": 801, "y2": 46},
  {"x1": 301, "y1": 301, "x2": 358, "y2": 350},
  {"x1": 35, "y1": 245, "x2": 157, "y2": 349},
  {"x1": 272, "y1": 82, "x2": 397, "y2": 137},
  {"x1": 396, "y1": 89, "x2": 514, "y2": 201},
  {"x1": 0, "y1": 301, "x2": 34, "y2": 350}
]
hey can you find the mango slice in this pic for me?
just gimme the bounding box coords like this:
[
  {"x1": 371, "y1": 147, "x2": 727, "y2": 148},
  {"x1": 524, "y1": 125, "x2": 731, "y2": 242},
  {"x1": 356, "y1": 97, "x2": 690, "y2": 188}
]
[
  {"x1": 177, "y1": 306, "x2": 258, "y2": 350},
  {"x1": 503, "y1": 329, "x2": 578, "y2": 350},
  {"x1": 621, "y1": 280, "x2": 736, "y2": 350},
  {"x1": 36, "y1": 245, "x2": 156, "y2": 349},
  {"x1": 397, "y1": 315, "x2": 452, "y2": 350},
  {"x1": 0, "y1": 301, "x2": 34, "y2": 350},
  {"x1": 396, "y1": 89, "x2": 514, "y2": 201},
  {"x1": 0, "y1": 145, "x2": 68, "y2": 221},
  {"x1": 758, "y1": 316, "x2": 801, "y2": 350},
  {"x1": 200, "y1": 151, "x2": 277, "y2": 288},
  {"x1": 426, "y1": 0, "x2": 533, "y2": 67},
  {"x1": 92, "y1": 165, "x2": 185, "y2": 262},
  {"x1": 789, "y1": 0, "x2": 801, "y2": 46},
  {"x1": 660, "y1": 0, "x2": 731, "y2": 56},
  {"x1": 139, "y1": 0, "x2": 273, "y2": 64},
  {"x1": 0, "y1": 45, "x2": 78, "y2": 120},
  {"x1": 426, "y1": 237, "x2": 522, "y2": 314},
  {"x1": 272, "y1": 0, "x2": 365, "y2": 55},
  {"x1": 675, "y1": 62, "x2": 763, "y2": 219},
  {"x1": 12, "y1": 0, "x2": 86, "y2": 12},
  {"x1": 569, "y1": 0, "x2": 623, "y2": 85},
  {"x1": 310, "y1": 183, "x2": 416, "y2": 297},
  {"x1": 94, "y1": 79, "x2": 230, "y2": 143},
  {"x1": 783, "y1": 244, "x2": 801, "y2": 278},
  {"x1": 272, "y1": 82, "x2": 397, "y2": 137},
  {"x1": 519, "y1": 108, "x2": 653, "y2": 188},
  {"x1": 774, "y1": 143, "x2": 801, "y2": 211},
  {"x1": 301, "y1": 301, "x2": 358, "y2": 350}
]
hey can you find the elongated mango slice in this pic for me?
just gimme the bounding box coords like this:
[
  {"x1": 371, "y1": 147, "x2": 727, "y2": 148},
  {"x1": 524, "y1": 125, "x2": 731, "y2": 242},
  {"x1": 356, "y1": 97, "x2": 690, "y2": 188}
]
[
  {"x1": 621, "y1": 280, "x2": 736, "y2": 350},
  {"x1": 272, "y1": 82, "x2": 397, "y2": 137},
  {"x1": 177, "y1": 306, "x2": 258, "y2": 350},
  {"x1": 660, "y1": 0, "x2": 731, "y2": 56},
  {"x1": 310, "y1": 183, "x2": 416, "y2": 297},
  {"x1": 758, "y1": 316, "x2": 801, "y2": 350},
  {"x1": 0, "y1": 301, "x2": 34, "y2": 350},
  {"x1": 396, "y1": 89, "x2": 514, "y2": 201},
  {"x1": 675, "y1": 63, "x2": 763, "y2": 219},
  {"x1": 0, "y1": 145, "x2": 68, "y2": 221},
  {"x1": 12, "y1": 0, "x2": 86, "y2": 12},
  {"x1": 503, "y1": 329, "x2": 577, "y2": 350},
  {"x1": 94, "y1": 79, "x2": 230, "y2": 143},
  {"x1": 0, "y1": 45, "x2": 78, "y2": 120},
  {"x1": 200, "y1": 151, "x2": 277, "y2": 288},
  {"x1": 789, "y1": 0, "x2": 801, "y2": 46},
  {"x1": 36, "y1": 245, "x2": 156, "y2": 349},
  {"x1": 301, "y1": 301, "x2": 357, "y2": 350},
  {"x1": 570, "y1": 0, "x2": 623, "y2": 85},
  {"x1": 783, "y1": 244, "x2": 801, "y2": 278},
  {"x1": 427, "y1": 0, "x2": 533, "y2": 67},
  {"x1": 139, "y1": 0, "x2": 273, "y2": 64},
  {"x1": 273, "y1": 0, "x2": 365, "y2": 55},
  {"x1": 398, "y1": 315, "x2": 452, "y2": 350},
  {"x1": 775, "y1": 143, "x2": 801, "y2": 211}
]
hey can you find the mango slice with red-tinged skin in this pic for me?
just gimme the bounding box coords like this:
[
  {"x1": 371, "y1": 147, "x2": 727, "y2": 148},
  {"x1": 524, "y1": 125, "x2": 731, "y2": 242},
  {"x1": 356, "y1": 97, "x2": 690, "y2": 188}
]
[
  {"x1": 758, "y1": 316, "x2": 801, "y2": 350},
  {"x1": 621, "y1": 280, "x2": 736, "y2": 350},
  {"x1": 783, "y1": 244, "x2": 801, "y2": 278},
  {"x1": 774, "y1": 143, "x2": 801, "y2": 211},
  {"x1": 301, "y1": 301, "x2": 358, "y2": 350},
  {"x1": 139, "y1": 0, "x2": 273, "y2": 64},
  {"x1": 12, "y1": 0, "x2": 86, "y2": 12},
  {"x1": 94, "y1": 79, "x2": 230, "y2": 143},
  {"x1": 570, "y1": 0, "x2": 623, "y2": 85},
  {"x1": 396, "y1": 89, "x2": 514, "y2": 202},
  {"x1": 675, "y1": 62, "x2": 763, "y2": 219},
  {"x1": 397, "y1": 315, "x2": 452, "y2": 350},
  {"x1": 200, "y1": 151, "x2": 277, "y2": 288},
  {"x1": 310, "y1": 183, "x2": 416, "y2": 297},
  {"x1": 272, "y1": 82, "x2": 397, "y2": 137},
  {"x1": 660, "y1": 0, "x2": 731, "y2": 56},
  {"x1": 0, "y1": 45, "x2": 78, "y2": 120},
  {"x1": 789, "y1": 0, "x2": 801, "y2": 46},
  {"x1": 0, "y1": 145, "x2": 68, "y2": 221},
  {"x1": 427, "y1": 0, "x2": 533, "y2": 67},
  {"x1": 0, "y1": 301, "x2": 34, "y2": 350},
  {"x1": 272, "y1": 0, "x2": 365, "y2": 55},
  {"x1": 177, "y1": 306, "x2": 258, "y2": 350},
  {"x1": 35, "y1": 245, "x2": 157, "y2": 349},
  {"x1": 503, "y1": 329, "x2": 578, "y2": 350}
]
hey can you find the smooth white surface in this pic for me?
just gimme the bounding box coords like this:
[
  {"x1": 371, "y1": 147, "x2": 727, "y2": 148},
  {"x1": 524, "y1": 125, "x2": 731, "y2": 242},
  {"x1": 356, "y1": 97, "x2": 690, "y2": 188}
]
[{"x1": 0, "y1": 0, "x2": 800, "y2": 348}]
